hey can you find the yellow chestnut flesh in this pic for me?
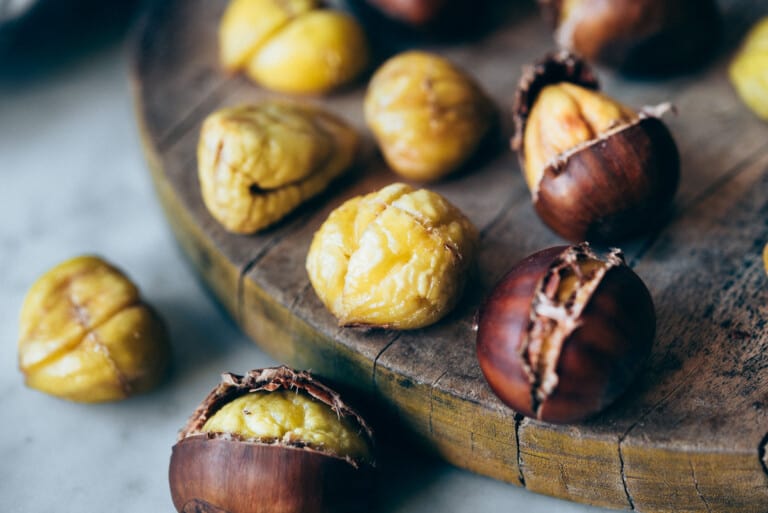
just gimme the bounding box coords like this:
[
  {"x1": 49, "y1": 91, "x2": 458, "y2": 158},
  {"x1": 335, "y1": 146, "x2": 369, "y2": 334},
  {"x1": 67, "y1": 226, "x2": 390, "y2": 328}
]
[
  {"x1": 18, "y1": 256, "x2": 169, "y2": 403},
  {"x1": 202, "y1": 390, "x2": 371, "y2": 462},
  {"x1": 197, "y1": 102, "x2": 358, "y2": 234},
  {"x1": 763, "y1": 243, "x2": 768, "y2": 277},
  {"x1": 247, "y1": 10, "x2": 369, "y2": 95},
  {"x1": 219, "y1": 0, "x2": 369, "y2": 94},
  {"x1": 306, "y1": 182, "x2": 478, "y2": 329},
  {"x1": 219, "y1": 0, "x2": 316, "y2": 71},
  {"x1": 364, "y1": 51, "x2": 494, "y2": 182},
  {"x1": 730, "y1": 17, "x2": 768, "y2": 120},
  {"x1": 523, "y1": 82, "x2": 637, "y2": 192}
]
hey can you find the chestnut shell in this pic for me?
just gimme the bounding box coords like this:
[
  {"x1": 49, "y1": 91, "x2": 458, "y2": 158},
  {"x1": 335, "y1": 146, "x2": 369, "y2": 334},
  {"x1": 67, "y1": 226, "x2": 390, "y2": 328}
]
[
  {"x1": 538, "y1": 0, "x2": 722, "y2": 75},
  {"x1": 512, "y1": 52, "x2": 680, "y2": 243},
  {"x1": 476, "y1": 245, "x2": 655, "y2": 423},
  {"x1": 342, "y1": 0, "x2": 489, "y2": 50},
  {"x1": 169, "y1": 367, "x2": 375, "y2": 513}
]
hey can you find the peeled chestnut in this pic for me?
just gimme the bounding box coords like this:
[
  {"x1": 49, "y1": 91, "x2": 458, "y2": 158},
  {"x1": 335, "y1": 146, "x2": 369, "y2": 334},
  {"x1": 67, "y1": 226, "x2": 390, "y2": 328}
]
[
  {"x1": 169, "y1": 367, "x2": 375, "y2": 513},
  {"x1": 763, "y1": 243, "x2": 768, "y2": 277},
  {"x1": 538, "y1": 0, "x2": 722, "y2": 75},
  {"x1": 512, "y1": 52, "x2": 680, "y2": 243},
  {"x1": 476, "y1": 244, "x2": 655, "y2": 423}
]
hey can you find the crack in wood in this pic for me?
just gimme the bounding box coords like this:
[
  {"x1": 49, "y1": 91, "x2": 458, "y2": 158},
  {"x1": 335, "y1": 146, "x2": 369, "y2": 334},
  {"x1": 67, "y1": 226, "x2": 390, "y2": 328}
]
[
  {"x1": 428, "y1": 370, "x2": 450, "y2": 436},
  {"x1": 615, "y1": 367, "x2": 699, "y2": 510},
  {"x1": 370, "y1": 333, "x2": 402, "y2": 387},
  {"x1": 513, "y1": 413, "x2": 526, "y2": 487},
  {"x1": 689, "y1": 460, "x2": 713, "y2": 513},
  {"x1": 235, "y1": 213, "x2": 317, "y2": 325},
  {"x1": 479, "y1": 187, "x2": 527, "y2": 240},
  {"x1": 617, "y1": 440, "x2": 636, "y2": 511},
  {"x1": 287, "y1": 282, "x2": 313, "y2": 314},
  {"x1": 157, "y1": 76, "x2": 238, "y2": 153},
  {"x1": 760, "y1": 432, "x2": 768, "y2": 479}
]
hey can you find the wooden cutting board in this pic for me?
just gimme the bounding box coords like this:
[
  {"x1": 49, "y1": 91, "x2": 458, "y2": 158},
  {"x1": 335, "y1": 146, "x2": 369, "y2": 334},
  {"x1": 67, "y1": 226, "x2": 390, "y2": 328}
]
[{"x1": 130, "y1": 1, "x2": 768, "y2": 511}]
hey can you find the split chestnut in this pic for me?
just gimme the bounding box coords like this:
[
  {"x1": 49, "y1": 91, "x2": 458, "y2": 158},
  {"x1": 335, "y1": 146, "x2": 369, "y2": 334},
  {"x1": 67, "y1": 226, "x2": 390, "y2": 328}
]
[
  {"x1": 476, "y1": 244, "x2": 655, "y2": 424},
  {"x1": 169, "y1": 367, "x2": 375, "y2": 513}
]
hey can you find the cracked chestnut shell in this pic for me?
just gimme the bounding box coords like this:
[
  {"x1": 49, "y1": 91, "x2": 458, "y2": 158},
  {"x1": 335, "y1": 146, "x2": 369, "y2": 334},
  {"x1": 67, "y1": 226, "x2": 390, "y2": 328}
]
[
  {"x1": 512, "y1": 52, "x2": 680, "y2": 243},
  {"x1": 538, "y1": 0, "x2": 721, "y2": 75},
  {"x1": 169, "y1": 367, "x2": 375, "y2": 513},
  {"x1": 476, "y1": 244, "x2": 655, "y2": 423}
]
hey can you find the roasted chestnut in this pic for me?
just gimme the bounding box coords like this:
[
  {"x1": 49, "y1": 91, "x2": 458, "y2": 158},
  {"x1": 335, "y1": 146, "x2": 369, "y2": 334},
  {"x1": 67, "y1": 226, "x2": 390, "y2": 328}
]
[
  {"x1": 763, "y1": 243, "x2": 768, "y2": 277},
  {"x1": 365, "y1": 51, "x2": 494, "y2": 182},
  {"x1": 512, "y1": 52, "x2": 680, "y2": 243},
  {"x1": 538, "y1": 0, "x2": 722, "y2": 75},
  {"x1": 219, "y1": 0, "x2": 369, "y2": 94},
  {"x1": 476, "y1": 244, "x2": 655, "y2": 423},
  {"x1": 18, "y1": 256, "x2": 169, "y2": 403},
  {"x1": 363, "y1": 0, "x2": 475, "y2": 30},
  {"x1": 730, "y1": 17, "x2": 768, "y2": 121},
  {"x1": 306, "y1": 183, "x2": 478, "y2": 329},
  {"x1": 169, "y1": 367, "x2": 375, "y2": 513}
]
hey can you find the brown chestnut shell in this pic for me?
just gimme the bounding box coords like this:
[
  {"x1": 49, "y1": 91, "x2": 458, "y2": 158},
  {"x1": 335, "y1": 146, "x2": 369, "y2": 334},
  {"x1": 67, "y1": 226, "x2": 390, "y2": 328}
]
[
  {"x1": 476, "y1": 244, "x2": 655, "y2": 424},
  {"x1": 538, "y1": 0, "x2": 722, "y2": 75},
  {"x1": 512, "y1": 52, "x2": 680, "y2": 243},
  {"x1": 169, "y1": 367, "x2": 375, "y2": 513}
]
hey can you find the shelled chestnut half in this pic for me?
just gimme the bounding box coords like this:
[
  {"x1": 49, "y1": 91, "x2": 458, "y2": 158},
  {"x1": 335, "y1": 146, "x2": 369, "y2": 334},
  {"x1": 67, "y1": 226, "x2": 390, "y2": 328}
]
[
  {"x1": 219, "y1": 0, "x2": 369, "y2": 94},
  {"x1": 169, "y1": 367, "x2": 375, "y2": 513},
  {"x1": 512, "y1": 52, "x2": 680, "y2": 243},
  {"x1": 538, "y1": 0, "x2": 721, "y2": 75},
  {"x1": 476, "y1": 244, "x2": 655, "y2": 423}
]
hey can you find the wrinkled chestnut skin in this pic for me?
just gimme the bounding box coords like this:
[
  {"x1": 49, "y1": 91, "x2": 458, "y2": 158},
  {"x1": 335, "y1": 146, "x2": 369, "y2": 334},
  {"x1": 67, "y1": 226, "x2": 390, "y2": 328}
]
[
  {"x1": 170, "y1": 438, "x2": 373, "y2": 513},
  {"x1": 539, "y1": 0, "x2": 721, "y2": 75},
  {"x1": 476, "y1": 245, "x2": 655, "y2": 423},
  {"x1": 513, "y1": 53, "x2": 680, "y2": 243}
]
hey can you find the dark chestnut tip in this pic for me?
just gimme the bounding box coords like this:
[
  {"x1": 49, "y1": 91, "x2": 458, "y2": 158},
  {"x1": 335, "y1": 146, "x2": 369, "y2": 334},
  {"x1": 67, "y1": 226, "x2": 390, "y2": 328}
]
[{"x1": 511, "y1": 51, "x2": 599, "y2": 153}]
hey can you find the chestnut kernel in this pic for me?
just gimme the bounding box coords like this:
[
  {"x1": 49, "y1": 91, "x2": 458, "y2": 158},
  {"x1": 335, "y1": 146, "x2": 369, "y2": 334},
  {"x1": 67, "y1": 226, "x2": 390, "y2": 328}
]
[
  {"x1": 169, "y1": 367, "x2": 375, "y2": 513},
  {"x1": 538, "y1": 0, "x2": 722, "y2": 75},
  {"x1": 512, "y1": 52, "x2": 680, "y2": 243},
  {"x1": 476, "y1": 244, "x2": 655, "y2": 423},
  {"x1": 763, "y1": 243, "x2": 768, "y2": 277}
]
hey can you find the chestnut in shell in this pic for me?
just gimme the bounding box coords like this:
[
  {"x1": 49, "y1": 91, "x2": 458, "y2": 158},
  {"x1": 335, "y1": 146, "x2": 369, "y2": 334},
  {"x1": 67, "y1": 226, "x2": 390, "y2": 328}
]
[
  {"x1": 364, "y1": 0, "x2": 474, "y2": 29},
  {"x1": 538, "y1": 0, "x2": 722, "y2": 75},
  {"x1": 512, "y1": 52, "x2": 680, "y2": 243},
  {"x1": 169, "y1": 367, "x2": 375, "y2": 513},
  {"x1": 476, "y1": 244, "x2": 655, "y2": 423}
]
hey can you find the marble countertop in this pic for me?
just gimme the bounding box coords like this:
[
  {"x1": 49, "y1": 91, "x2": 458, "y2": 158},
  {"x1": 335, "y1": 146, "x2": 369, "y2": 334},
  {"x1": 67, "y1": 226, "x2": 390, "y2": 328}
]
[{"x1": 0, "y1": 17, "x2": 611, "y2": 513}]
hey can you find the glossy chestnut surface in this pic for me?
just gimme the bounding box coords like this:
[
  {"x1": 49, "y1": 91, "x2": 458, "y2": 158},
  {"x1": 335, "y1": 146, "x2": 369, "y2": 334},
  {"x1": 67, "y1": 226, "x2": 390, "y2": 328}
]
[
  {"x1": 538, "y1": 0, "x2": 722, "y2": 75},
  {"x1": 512, "y1": 52, "x2": 680, "y2": 243},
  {"x1": 170, "y1": 438, "x2": 373, "y2": 513},
  {"x1": 476, "y1": 244, "x2": 655, "y2": 423},
  {"x1": 169, "y1": 367, "x2": 375, "y2": 513}
]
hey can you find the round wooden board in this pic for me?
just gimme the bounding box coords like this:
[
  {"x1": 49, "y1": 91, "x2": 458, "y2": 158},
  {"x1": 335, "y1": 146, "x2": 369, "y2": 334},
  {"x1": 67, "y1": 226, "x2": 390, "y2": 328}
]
[{"x1": 130, "y1": 1, "x2": 768, "y2": 511}]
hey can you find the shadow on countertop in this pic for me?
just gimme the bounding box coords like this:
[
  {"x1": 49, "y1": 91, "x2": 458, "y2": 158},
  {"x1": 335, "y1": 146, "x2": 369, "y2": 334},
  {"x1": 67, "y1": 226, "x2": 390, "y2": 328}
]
[{"x1": 0, "y1": 0, "x2": 143, "y2": 86}]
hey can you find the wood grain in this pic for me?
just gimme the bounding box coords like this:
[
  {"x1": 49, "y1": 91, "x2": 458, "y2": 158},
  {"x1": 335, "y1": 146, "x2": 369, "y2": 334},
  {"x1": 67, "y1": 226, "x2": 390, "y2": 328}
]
[{"x1": 131, "y1": 0, "x2": 768, "y2": 510}]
